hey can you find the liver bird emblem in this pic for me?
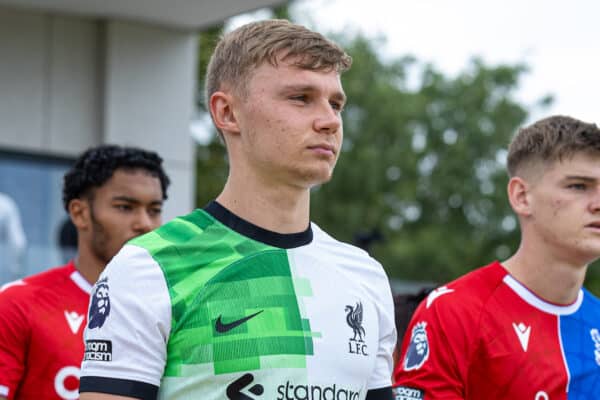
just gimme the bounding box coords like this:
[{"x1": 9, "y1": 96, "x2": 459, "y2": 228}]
[{"x1": 345, "y1": 302, "x2": 365, "y2": 342}]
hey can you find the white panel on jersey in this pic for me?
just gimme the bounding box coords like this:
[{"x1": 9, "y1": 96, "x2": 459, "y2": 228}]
[
  {"x1": 287, "y1": 223, "x2": 395, "y2": 392},
  {"x1": 81, "y1": 244, "x2": 172, "y2": 386}
]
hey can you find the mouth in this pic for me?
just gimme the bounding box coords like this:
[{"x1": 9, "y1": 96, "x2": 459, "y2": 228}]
[
  {"x1": 585, "y1": 222, "x2": 600, "y2": 231},
  {"x1": 307, "y1": 144, "x2": 337, "y2": 157}
]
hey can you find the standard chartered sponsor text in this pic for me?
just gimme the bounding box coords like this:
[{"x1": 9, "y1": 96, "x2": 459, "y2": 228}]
[{"x1": 276, "y1": 381, "x2": 361, "y2": 400}]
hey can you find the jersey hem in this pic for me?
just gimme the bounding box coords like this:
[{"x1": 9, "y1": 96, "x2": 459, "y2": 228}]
[
  {"x1": 79, "y1": 376, "x2": 158, "y2": 400},
  {"x1": 366, "y1": 386, "x2": 393, "y2": 399}
]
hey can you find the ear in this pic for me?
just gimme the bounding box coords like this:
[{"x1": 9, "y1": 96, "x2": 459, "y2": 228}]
[
  {"x1": 68, "y1": 198, "x2": 90, "y2": 231},
  {"x1": 209, "y1": 91, "x2": 240, "y2": 135},
  {"x1": 507, "y1": 176, "x2": 533, "y2": 217}
]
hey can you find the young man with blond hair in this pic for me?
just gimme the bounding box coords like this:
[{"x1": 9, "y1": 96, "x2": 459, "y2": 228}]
[
  {"x1": 394, "y1": 115, "x2": 600, "y2": 399},
  {"x1": 79, "y1": 19, "x2": 396, "y2": 400}
]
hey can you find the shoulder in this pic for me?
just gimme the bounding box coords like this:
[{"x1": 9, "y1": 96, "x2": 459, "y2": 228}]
[
  {"x1": 130, "y1": 210, "x2": 207, "y2": 251},
  {"x1": 102, "y1": 244, "x2": 161, "y2": 282},
  {"x1": 580, "y1": 288, "x2": 600, "y2": 316},
  {"x1": 130, "y1": 209, "x2": 244, "y2": 262},
  {"x1": 309, "y1": 223, "x2": 393, "y2": 314},
  {"x1": 583, "y1": 288, "x2": 600, "y2": 303},
  {"x1": 414, "y1": 261, "x2": 507, "y2": 321},
  {"x1": 310, "y1": 222, "x2": 385, "y2": 273},
  {"x1": 0, "y1": 264, "x2": 73, "y2": 300}
]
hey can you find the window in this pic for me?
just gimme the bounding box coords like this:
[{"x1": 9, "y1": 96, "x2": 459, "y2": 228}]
[{"x1": 0, "y1": 150, "x2": 74, "y2": 284}]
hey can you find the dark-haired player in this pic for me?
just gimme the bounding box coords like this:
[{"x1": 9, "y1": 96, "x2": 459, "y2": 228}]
[
  {"x1": 394, "y1": 115, "x2": 600, "y2": 399},
  {"x1": 0, "y1": 145, "x2": 169, "y2": 400}
]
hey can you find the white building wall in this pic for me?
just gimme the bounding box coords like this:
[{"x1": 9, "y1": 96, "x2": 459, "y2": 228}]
[
  {"x1": 103, "y1": 21, "x2": 197, "y2": 219},
  {"x1": 0, "y1": 6, "x2": 197, "y2": 219},
  {"x1": 0, "y1": 8, "x2": 46, "y2": 152},
  {"x1": 47, "y1": 16, "x2": 101, "y2": 154}
]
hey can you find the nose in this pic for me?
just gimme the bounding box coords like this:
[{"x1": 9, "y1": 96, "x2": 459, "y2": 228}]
[
  {"x1": 133, "y1": 210, "x2": 154, "y2": 234},
  {"x1": 591, "y1": 189, "x2": 600, "y2": 214},
  {"x1": 313, "y1": 102, "x2": 342, "y2": 134}
]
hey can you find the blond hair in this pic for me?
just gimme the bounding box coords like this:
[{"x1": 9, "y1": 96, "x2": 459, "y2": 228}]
[
  {"x1": 507, "y1": 115, "x2": 600, "y2": 177},
  {"x1": 205, "y1": 19, "x2": 352, "y2": 103}
]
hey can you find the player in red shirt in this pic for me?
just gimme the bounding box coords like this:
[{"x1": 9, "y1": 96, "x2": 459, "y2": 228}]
[
  {"x1": 393, "y1": 115, "x2": 600, "y2": 400},
  {"x1": 0, "y1": 145, "x2": 169, "y2": 400}
]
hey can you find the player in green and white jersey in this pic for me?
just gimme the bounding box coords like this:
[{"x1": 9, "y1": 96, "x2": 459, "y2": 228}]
[{"x1": 80, "y1": 19, "x2": 396, "y2": 400}]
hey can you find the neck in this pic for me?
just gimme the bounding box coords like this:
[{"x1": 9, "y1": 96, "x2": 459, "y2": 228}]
[
  {"x1": 216, "y1": 175, "x2": 311, "y2": 234},
  {"x1": 74, "y1": 240, "x2": 105, "y2": 285},
  {"x1": 502, "y1": 241, "x2": 588, "y2": 305}
]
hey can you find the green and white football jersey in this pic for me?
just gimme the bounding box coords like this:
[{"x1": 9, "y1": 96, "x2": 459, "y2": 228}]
[{"x1": 80, "y1": 202, "x2": 396, "y2": 400}]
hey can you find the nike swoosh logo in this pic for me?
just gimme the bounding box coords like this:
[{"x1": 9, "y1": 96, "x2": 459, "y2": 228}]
[{"x1": 216, "y1": 310, "x2": 264, "y2": 333}]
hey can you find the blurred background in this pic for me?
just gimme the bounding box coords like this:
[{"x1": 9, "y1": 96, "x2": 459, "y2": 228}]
[{"x1": 1, "y1": 0, "x2": 599, "y2": 292}]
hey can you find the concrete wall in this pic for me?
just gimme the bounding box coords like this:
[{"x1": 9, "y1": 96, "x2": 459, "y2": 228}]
[
  {"x1": 0, "y1": 6, "x2": 197, "y2": 220},
  {"x1": 103, "y1": 21, "x2": 197, "y2": 220}
]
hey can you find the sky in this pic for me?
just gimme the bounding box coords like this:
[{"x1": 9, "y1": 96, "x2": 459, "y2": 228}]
[{"x1": 230, "y1": 0, "x2": 600, "y2": 125}]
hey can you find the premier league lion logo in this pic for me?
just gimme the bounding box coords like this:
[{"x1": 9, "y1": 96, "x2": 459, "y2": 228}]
[
  {"x1": 403, "y1": 321, "x2": 430, "y2": 371},
  {"x1": 88, "y1": 277, "x2": 111, "y2": 329}
]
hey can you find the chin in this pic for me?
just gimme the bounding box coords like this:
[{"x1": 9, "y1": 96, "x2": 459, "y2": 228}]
[
  {"x1": 296, "y1": 166, "x2": 334, "y2": 187},
  {"x1": 310, "y1": 173, "x2": 334, "y2": 187}
]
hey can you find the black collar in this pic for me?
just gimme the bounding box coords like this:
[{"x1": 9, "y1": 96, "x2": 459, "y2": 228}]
[{"x1": 204, "y1": 201, "x2": 313, "y2": 249}]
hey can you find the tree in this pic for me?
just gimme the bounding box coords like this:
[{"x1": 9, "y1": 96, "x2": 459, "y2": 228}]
[
  {"x1": 309, "y1": 35, "x2": 549, "y2": 284},
  {"x1": 194, "y1": 23, "x2": 229, "y2": 208},
  {"x1": 191, "y1": 9, "x2": 600, "y2": 295}
]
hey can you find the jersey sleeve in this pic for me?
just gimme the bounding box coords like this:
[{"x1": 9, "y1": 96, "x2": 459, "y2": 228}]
[
  {"x1": 366, "y1": 261, "x2": 397, "y2": 392},
  {"x1": 79, "y1": 244, "x2": 171, "y2": 399},
  {"x1": 0, "y1": 281, "x2": 30, "y2": 400},
  {"x1": 393, "y1": 287, "x2": 474, "y2": 400}
]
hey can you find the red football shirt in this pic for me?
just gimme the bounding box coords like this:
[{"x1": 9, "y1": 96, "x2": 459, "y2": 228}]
[
  {"x1": 393, "y1": 261, "x2": 600, "y2": 400},
  {"x1": 0, "y1": 262, "x2": 92, "y2": 400}
]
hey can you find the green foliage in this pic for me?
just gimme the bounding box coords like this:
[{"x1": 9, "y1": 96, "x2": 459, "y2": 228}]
[
  {"x1": 310, "y1": 35, "x2": 533, "y2": 283},
  {"x1": 192, "y1": 8, "x2": 600, "y2": 295},
  {"x1": 194, "y1": 23, "x2": 228, "y2": 209},
  {"x1": 196, "y1": 24, "x2": 224, "y2": 111},
  {"x1": 195, "y1": 140, "x2": 228, "y2": 208}
]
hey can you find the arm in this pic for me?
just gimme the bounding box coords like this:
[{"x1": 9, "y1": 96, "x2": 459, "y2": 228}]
[
  {"x1": 366, "y1": 263, "x2": 397, "y2": 399},
  {"x1": 79, "y1": 245, "x2": 169, "y2": 399},
  {"x1": 0, "y1": 286, "x2": 29, "y2": 400},
  {"x1": 393, "y1": 288, "x2": 470, "y2": 399}
]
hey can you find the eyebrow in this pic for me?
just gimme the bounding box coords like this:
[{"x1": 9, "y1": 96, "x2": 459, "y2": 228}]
[
  {"x1": 562, "y1": 175, "x2": 597, "y2": 182},
  {"x1": 280, "y1": 84, "x2": 347, "y2": 104},
  {"x1": 111, "y1": 196, "x2": 163, "y2": 206}
]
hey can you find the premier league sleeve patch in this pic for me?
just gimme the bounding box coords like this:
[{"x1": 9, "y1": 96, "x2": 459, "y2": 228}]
[
  {"x1": 88, "y1": 276, "x2": 111, "y2": 329},
  {"x1": 403, "y1": 321, "x2": 429, "y2": 371}
]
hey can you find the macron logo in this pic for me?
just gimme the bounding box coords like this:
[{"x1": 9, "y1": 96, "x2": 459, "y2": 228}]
[
  {"x1": 512, "y1": 322, "x2": 531, "y2": 352},
  {"x1": 426, "y1": 286, "x2": 454, "y2": 308},
  {"x1": 64, "y1": 311, "x2": 85, "y2": 334}
]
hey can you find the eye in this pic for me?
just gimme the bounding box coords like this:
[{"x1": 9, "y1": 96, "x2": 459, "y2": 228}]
[
  {"x1": 567, "y1": 183, "x2": 587, "y2": 191},
  {"x1": 115, "y1": 204, "x2": 132, "y2": 212},
  {"x1": 148, "y1": 208, "x2": 162, "y2": 217},
  {"x1": 289, "y1": 94, "x2": 308, "y2": 103},
  {"x1": 330, "y1": 100, "x2": 344, "y2": 112}
]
